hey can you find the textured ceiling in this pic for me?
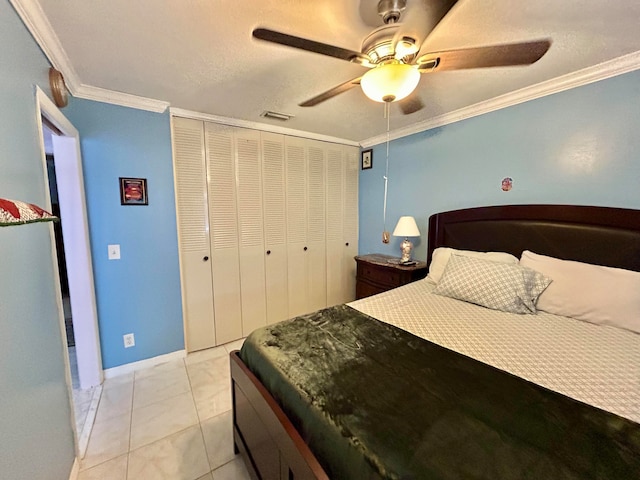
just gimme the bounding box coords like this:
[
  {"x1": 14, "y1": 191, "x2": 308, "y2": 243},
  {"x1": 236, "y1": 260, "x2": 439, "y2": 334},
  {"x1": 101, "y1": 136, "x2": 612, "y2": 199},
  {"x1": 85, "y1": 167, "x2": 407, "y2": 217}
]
[{"x1": 28, "y1": 0, "x2": 640, "y2": 143}]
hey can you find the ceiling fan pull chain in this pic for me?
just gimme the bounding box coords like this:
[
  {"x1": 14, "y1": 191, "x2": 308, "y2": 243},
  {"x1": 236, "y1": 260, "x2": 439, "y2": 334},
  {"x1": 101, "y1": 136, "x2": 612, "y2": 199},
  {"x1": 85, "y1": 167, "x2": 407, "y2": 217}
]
[{"x1": 382, "y1": 102, "x2": 391, "y2": 244}]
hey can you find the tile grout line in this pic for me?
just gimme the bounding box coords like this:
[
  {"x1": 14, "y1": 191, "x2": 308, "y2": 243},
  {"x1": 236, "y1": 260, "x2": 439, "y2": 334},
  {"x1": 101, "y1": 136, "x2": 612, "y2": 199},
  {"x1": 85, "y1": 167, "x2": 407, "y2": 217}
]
[
  {"x1": 128, "y1": 364, "x2": 200, "y2": 453},
  {"x1": 78, "y1": 375, "x2": 134, "y2": 474},
  {"x1": 185, "y1": 357, "x2": 216, "y2": 476},
  {"x1": 126, "y1": 371, "x2": 136, "y2": 479},
  {"x1": 186, "y1": 348, "x2": 243, "y2": 477}
]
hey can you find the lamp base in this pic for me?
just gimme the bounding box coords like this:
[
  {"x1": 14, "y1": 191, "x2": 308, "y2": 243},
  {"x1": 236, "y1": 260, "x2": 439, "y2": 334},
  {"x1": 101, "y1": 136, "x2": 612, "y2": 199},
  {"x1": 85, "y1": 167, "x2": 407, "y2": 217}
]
[{"x1": 400, "y1": 238, "x2": 413, "y2": 263}]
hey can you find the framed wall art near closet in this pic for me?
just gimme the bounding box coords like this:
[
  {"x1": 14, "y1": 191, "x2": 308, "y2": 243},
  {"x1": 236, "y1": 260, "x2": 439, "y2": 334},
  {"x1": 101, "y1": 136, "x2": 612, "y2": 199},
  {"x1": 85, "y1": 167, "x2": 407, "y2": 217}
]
[
  {"x1": 120, "y1": 177, "x2": 148, "y2": 205},
  {"x1": 361, "y1": 149, "x2": 372, "y2": 170}
]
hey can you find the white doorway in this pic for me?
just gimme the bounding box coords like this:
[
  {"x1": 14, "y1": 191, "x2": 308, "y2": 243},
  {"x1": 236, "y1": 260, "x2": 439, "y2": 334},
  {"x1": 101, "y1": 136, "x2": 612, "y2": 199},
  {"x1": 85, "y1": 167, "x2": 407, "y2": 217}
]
[{"x1": 35, "y1": 87, "x2": 103, "y2": 457}]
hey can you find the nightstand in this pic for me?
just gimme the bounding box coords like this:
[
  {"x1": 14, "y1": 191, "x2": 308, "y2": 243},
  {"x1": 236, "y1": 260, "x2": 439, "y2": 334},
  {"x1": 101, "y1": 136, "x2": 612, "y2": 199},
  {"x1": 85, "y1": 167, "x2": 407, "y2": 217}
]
[{"x1": 355, "y1": 253, "x2": 428, "y2": 300}]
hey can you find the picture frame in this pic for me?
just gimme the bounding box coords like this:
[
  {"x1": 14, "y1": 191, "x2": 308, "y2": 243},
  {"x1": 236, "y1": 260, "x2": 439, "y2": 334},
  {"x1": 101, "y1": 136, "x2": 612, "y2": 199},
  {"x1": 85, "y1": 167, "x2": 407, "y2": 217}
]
[
  {"x1": 361, "y1": 149, "x2": 373, "y2": 170},
  {"x1": 119, "y1": 177, "x2": 148, "y2": 206}
]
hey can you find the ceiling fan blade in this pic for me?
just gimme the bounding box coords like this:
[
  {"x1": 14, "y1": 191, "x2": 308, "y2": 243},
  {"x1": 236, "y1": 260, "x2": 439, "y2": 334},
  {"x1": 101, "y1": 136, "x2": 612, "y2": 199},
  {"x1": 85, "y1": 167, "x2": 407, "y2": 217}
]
[
  {"x1": 398, "y1": 95, "x2": 425, "y2": 115},
  {"x1": 253, "y1": 28, "x2": 371, "y2": 65},
  {"x1": 394, "y1": 0, "x2": 459, "y2": 54},
  {"x1": 299, "y1": 77, "x2": 362, "y2": 107},
  {"x1": 417, "y1": 40, "x2": 551, "y2": 71}
]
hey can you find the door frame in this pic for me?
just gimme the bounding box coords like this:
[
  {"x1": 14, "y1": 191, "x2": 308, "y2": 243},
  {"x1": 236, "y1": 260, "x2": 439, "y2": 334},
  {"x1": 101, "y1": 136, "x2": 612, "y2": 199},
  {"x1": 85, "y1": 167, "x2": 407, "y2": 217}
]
[{"x1": 35, "y1": 87, "x2": 103, "y2": 451}]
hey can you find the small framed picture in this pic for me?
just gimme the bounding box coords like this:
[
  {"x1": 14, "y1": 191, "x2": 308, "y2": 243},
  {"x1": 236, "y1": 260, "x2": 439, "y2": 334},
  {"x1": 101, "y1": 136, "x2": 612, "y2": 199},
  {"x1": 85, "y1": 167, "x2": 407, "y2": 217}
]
[
  {"x1": 361, "y1": 149, "x2": 373, "y2": 170},
  {"x1": 120, "y1": 177, "x2": 148, "y2": 206}
]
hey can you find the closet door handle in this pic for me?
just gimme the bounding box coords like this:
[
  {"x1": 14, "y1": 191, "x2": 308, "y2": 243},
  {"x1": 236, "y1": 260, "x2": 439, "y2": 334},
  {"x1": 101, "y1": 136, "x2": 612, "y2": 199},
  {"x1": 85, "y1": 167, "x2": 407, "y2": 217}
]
[
  {"x1": 266, "y1": 250, "x2": 271, "y2": 255},
  {"x1": 203, "y1": 256, "x2": 209, "y2": 262},
  {"x1": 345, "y1": 242, "x2": 349, "y2": 246},
  {"x1": 304, "y1": 246, "x2": 308, "y2": 251}
]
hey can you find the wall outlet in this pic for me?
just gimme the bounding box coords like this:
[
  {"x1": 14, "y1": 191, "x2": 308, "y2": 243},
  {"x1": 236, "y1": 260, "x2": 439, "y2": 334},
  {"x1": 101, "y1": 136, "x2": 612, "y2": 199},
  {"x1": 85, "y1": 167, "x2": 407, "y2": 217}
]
[
  {"x1": 123, "y1": 333, "x2": 135, "y2": 348},
  {"x1": 108, "y1": 244, "x2": 121, "y2": 260}
]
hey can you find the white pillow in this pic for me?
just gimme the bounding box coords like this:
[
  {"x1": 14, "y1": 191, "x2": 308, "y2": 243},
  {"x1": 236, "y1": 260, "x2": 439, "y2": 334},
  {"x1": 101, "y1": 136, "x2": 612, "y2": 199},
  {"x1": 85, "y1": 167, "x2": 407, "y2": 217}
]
[
  {"x1": 427, "y1": 247, "x2": 519, "y2": 283},
  {"x1": 520, "y1": 250, "x2": 640, "y2": 333},
  {"x1": 434, "y1": 254, "x2": 551, "y2": 314}
]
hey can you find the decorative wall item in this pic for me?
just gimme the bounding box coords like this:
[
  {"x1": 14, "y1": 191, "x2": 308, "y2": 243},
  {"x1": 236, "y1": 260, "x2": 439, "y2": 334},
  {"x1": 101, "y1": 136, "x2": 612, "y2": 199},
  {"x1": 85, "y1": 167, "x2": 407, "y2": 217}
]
[
  {"x1": 0, "y1": 198, "x2": 57, "y2": 226},
  {"x1": 361, "y1": 149, "x2": 373, "y2": 170},
  {"x1": 501, "y1": 177, "x2": 513, "y2": 192},
  {"x1": 119, "y1": 177, "x2": 148, "y2": 205},
  {"x1": 49, "y1": 67, "x2": 68, "y2": 108}
]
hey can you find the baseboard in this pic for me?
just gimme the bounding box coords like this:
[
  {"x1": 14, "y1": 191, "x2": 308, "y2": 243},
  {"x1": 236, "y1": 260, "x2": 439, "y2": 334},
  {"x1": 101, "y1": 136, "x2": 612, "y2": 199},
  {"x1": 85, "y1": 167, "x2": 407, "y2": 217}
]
[
  {"x1": 68, "y1": 457, "x2": 79, "y2": 480},
  {"x1": 77, "y1": 384, "x2": 102, "y2": 458},
  {"x1": 103, "y1": 350, "x2": 187, "y2": 379}
]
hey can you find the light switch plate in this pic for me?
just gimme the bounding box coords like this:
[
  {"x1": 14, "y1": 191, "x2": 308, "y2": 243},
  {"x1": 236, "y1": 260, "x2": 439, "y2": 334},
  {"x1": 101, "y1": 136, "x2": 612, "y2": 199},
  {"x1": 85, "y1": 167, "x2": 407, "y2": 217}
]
[{"x1": 108, "y1": 244, "x2": 121, "y2": 260}]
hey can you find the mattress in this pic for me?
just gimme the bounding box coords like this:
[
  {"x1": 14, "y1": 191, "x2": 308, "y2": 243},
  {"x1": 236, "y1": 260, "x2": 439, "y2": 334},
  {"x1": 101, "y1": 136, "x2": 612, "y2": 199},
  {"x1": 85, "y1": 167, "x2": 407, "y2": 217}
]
[{"x1": 349, "y1": 279, "x2": 640, "y2": 423}]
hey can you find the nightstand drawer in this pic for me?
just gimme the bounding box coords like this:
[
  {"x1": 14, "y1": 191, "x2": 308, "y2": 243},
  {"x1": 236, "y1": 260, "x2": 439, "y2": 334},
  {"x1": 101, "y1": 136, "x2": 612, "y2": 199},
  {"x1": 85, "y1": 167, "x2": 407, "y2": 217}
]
[
  {"x1": 354, "y1": 254, "x2": 428, "y2": 300},
  {"x1": 356, "y1": 280, "x2": 387, "y2": 300},
  {"x1": 359, "y1": 263, "x2": 402, "y2": 287}
]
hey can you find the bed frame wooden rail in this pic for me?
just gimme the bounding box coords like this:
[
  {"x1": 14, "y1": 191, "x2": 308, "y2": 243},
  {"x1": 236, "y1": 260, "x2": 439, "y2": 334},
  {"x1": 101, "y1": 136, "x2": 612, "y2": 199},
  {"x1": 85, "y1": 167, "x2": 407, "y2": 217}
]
[{"x1": 230, "y1": 351, "x2": 329, "y2": 480}]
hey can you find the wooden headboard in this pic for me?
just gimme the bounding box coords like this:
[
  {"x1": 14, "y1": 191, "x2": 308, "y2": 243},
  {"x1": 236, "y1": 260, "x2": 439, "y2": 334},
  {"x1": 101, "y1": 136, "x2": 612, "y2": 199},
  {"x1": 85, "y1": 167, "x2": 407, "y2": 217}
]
[{"x1": 427, "y1": 205, "x2": 640, "y2": 272}]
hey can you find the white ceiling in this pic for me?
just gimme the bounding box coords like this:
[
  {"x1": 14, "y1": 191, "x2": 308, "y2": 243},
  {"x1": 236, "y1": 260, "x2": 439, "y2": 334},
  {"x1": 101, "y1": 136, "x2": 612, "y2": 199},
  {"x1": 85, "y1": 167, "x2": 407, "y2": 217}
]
[{"x1": 19, "y1": 0, "x2": 640, "y2": 143}]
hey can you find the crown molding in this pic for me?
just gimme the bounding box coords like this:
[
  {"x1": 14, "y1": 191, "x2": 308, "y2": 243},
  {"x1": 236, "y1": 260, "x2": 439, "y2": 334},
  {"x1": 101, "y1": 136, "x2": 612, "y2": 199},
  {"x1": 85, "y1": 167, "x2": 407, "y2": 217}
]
[
  {"x1": 10, "y1": 0, "x2": 81, "y2": 92},
  {"x1": 73, "y1": 84, "x2": 169, "y2": 113},
  {"x1": 170, "y1": 107, "x2": 360, "y2": 147},
  {"x1": 360, "y1": 50, "x2": 640, "y2": 148}
]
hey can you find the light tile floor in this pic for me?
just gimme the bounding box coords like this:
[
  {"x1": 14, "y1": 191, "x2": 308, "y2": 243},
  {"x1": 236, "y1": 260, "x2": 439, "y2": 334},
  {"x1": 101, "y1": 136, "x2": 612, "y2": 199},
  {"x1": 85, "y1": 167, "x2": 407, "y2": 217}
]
[
  {"x1": 78, "y1": 339, "x2": 250, "y2": 480},
  {"x1": 70, "y1": 346, "x2": 97, "y2": 437}
]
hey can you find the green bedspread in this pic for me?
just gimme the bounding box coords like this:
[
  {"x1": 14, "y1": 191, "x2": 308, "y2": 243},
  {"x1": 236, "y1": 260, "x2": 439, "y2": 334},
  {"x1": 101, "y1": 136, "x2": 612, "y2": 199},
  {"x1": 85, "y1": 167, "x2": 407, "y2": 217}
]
[{"x1": 240, "y1": 304, "x2": 640, "y2": 480}]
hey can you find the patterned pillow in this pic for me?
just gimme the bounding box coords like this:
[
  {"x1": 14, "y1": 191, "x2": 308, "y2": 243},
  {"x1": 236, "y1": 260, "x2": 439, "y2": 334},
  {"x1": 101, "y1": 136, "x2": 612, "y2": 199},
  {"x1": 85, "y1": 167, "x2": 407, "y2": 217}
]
[
  {"x1": 427, "y1": 247, "x2": 519, "y2": 283},
  {"x1": 0, "y1": 198, "x2": 57, "y2": 226},
  {"x1": 434, "y1": 254, "x2": 552, "y2": 314}
]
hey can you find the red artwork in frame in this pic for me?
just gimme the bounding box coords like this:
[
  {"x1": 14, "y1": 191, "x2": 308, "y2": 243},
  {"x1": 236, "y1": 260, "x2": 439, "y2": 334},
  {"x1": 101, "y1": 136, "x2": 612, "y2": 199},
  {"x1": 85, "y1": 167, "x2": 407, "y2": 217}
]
[{"x1": 119, "y1": 177, "x2": 148, "y2": 205}]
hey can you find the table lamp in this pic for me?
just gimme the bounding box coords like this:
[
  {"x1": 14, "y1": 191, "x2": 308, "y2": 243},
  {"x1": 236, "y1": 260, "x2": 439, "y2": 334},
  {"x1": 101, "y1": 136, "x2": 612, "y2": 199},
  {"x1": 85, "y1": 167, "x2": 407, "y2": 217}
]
[{"x1": 392, "y1": 216, "x2": 420, "y2": 263}]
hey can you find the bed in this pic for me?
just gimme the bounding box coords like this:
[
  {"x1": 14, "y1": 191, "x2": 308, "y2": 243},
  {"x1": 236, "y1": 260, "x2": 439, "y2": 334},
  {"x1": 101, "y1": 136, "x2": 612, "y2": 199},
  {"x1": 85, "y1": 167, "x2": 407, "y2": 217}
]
[{"x1": 230, "y1": 204, "x2": 640, "y2": 480}]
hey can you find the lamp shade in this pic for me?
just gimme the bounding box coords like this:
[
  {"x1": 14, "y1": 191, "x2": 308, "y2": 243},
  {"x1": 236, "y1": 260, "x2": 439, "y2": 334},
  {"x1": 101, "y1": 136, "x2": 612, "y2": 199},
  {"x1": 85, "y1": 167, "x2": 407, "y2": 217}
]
[
  {"x1": 361, "y1": 63, "x2": 420, "y2": 103},
  {"x1": 392, "y1": 216, "x2": 420, "y2": 237}
]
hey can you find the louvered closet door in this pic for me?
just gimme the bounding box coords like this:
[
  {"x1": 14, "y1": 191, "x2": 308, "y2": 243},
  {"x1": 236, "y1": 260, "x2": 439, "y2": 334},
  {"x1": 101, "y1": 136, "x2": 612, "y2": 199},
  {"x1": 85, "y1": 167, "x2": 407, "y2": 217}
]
[
  {"x1": 285, "y1": 136, "x2": 309, "y2": 317},
  {"x1": 205, "y1": 123, "x2": 243, "y2": 344},
  {"x1": 342, "y1": 146, "x2": 359, "y2": 303},
  {"x1": 235, "y1": 128, "x2": 267, "y2": 335},
  {"x1": 172, "y1": 117, "x2": 216, "y2": 351},
  {"x1": 307, "y1": 140, "x2": 327, "y2": 312},
  {"x1": 325, "y1": 143, "x2": 344, "y2": 307},
  {"x1": 261, "y1": 132, "x2": 289, "y2": 324}
]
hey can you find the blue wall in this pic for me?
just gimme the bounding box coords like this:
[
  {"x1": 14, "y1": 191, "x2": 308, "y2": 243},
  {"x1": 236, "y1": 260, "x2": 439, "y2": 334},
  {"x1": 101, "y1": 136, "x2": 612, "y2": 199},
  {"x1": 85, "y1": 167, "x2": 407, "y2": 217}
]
[
  {"x1": 64, "y1": 99, "x2": 184, "y2": 369},
  {"x1": 0, "y1": 1, "x2": 75, "y2": 478},
  {"x1": 359, "y1": 70, "x2": 640, "y2": 260}
]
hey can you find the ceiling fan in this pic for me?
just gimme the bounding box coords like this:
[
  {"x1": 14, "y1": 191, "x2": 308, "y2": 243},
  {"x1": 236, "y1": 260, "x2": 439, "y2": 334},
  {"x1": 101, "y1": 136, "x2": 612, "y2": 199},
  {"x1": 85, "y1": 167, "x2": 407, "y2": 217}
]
[{"x1": 253, "y1": 0, "x2": 551, "y2": 114}]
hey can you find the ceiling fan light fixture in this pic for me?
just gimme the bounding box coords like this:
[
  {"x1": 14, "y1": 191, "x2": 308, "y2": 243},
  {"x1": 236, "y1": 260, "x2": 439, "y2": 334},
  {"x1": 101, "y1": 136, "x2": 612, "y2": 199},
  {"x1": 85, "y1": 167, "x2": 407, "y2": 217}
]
[{"x1": 360, "y1": 62, "x2": 420, "y2": 103}]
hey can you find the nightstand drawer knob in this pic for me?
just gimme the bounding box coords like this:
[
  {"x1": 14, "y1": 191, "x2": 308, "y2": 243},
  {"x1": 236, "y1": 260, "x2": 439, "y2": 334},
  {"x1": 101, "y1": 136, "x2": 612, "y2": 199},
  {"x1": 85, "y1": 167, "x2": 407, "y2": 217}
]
[
  {"x1": 304, "y1": 246, "x2": 308, "y2": 251},
  {"x1": 266, "y1": 250, "x2": 271, "y2": 255},
  {"x1": 345, "y1": 242, "x2": 349, "y2": 246}
]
